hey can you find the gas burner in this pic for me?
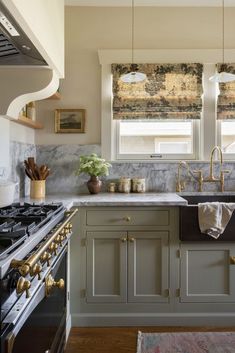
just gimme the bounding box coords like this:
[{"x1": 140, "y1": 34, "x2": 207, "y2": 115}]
[{"x1": 0, "y1": 202, "x2": 64, "y2": 260}]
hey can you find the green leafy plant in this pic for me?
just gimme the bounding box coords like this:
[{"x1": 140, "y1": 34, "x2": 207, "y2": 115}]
[{"x1": 76, "y1": 153, "x2": 111, "y2": 177}]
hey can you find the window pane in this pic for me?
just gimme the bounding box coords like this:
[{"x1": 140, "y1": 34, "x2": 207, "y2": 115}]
[
  {"x1": 221, "y1": 121, "x2": 235, "y2": 153},
  {"x1": 119, "y1": 121, "x2": 193, "y2": 155}
]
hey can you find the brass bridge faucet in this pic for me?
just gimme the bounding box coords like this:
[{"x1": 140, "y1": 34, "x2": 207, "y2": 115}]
[{"x1": 176, "y1": 146, "x2": 230, "y2": 193}]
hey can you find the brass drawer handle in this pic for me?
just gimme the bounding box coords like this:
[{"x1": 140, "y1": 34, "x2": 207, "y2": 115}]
[
  {"x1": 124, "y1": 216, "x2": 131, "y2": 222},
  {"x1": 230, "y1": 256, "x2": 235, "y2": 264},
  {"x1": 120, "y1": 237, "x2": 127, "y2": 243}
]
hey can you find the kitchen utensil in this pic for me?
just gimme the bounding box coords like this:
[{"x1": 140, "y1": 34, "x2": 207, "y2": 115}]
[{"x1": 0, "y1": 181, "x2": 17, "y2": 207}]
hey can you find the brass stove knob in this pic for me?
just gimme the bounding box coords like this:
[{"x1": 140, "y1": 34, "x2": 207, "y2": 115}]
[
  {"x1": 48, "y1": 242, "x2": 58, "y2": 255},
  {"x1": 40, "y1": 251, "x2": 52, "y2": 266},
  {"x1": 45, "y1": 274, "x2": 65, "y2": 297},
  {"x1": 30, "y1": 263, "x2": 42, "y2": 280},
  {"x1": 16, "y1": 277, "x2": 31, "y2": 298},
  {"x1": 65, "y1": 222, "x2": 72, "y2": 232},
  {"x1": 55, "y1": 234, "x2": 64, "y2": 246}
]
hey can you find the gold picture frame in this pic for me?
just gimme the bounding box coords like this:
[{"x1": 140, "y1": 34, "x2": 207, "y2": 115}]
[{"x1": 55, "y1": 109, "x2": 86, "y2": 133}]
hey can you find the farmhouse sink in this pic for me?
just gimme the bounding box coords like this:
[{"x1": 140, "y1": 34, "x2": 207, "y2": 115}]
[{"x1": 180, "y1": 195, "x2": 235, "y2": 241}]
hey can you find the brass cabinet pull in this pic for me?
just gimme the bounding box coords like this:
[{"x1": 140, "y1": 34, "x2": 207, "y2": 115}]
[
  {"x1": 230, "y1": 256, "x2": 235, "y2": 264},
  {"x1": 16, "y1": 277, "x2": 31, "y2": 298},
  {"x1": 124, "y1": 216, "x2": 131, "y2": 222},
  {"x1": 129, "y1": 237, "x2": 135, "y2": 243},
  {"x1": 120, "y1": 237, "x2": 127, "y2": 243}
]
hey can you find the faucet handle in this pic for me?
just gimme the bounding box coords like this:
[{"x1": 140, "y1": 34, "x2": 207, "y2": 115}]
[{"x1": 192, "y1": 169, "x2": 203, "y2": 192}]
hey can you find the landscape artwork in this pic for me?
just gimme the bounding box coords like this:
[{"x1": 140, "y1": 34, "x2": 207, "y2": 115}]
[{"x1": 55, "y1": 109, "x2": 86, "y2": 133}]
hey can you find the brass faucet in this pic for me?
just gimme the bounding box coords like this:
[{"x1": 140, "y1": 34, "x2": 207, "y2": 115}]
[
  {"x1": 197, "y1": 146, "x2": 230, "y2": 192},
  {"x1": 176, "y1": 146, "x2": 230, "y2": 193},
  {"x1": 203, "y1": 146, "x2": 230, "y2": 191},
  {"x1": 176, "y1": 161, "x2": 202, "y2": 192}
]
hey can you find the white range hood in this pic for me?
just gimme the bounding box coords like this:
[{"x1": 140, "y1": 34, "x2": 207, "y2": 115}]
[{"x1": 0, "y1": 0, "x2": 64, "y2": 119}]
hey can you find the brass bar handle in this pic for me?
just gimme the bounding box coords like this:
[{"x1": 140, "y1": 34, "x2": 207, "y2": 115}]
[
  {"x1": 230, "y1": 256, "x2": 235, "y2": 265},
  {"x1": 11, "y1": 208, "x2": 78, "y2": 276},
  {"x1": 120, "y1": 237, "x2": 127, "y2": 243}
]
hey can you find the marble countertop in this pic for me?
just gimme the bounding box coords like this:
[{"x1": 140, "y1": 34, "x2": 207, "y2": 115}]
[{"x1": 20, "y1": 192, "x2": 188, "y2": 208}]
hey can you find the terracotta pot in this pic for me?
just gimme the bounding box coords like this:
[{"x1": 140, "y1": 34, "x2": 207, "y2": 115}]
[{"x1": 87, "y1": 176, "x2": 102, "y2": 194}]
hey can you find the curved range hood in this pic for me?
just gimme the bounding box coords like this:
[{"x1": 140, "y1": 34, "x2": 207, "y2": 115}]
[{"x1": 0, "y1": 0, "x2": 60, "y2": 119}]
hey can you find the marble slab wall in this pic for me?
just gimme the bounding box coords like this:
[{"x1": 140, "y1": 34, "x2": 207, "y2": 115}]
[
  {"x1": 10, "y1": 141, "x2": 36, "y2": 198},
  {"x1": 36, "y1": 144, "x2": 235, "y2": 195}
]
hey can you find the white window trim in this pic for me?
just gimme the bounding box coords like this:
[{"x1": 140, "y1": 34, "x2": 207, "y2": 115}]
[{"x1": 99, "y1": 49, "x2": 235, "y2": 162}]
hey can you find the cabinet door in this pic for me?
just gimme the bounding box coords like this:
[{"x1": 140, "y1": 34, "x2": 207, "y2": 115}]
[
  {"x1": 128, "y1": 231, "x2": 169, "y2": 303},
  {"x1": 86, "y1": 231, "x2": 127, "y2": 303},
  {"x1": 180, "y1": 243, "x2": 235, "y2": 303}
]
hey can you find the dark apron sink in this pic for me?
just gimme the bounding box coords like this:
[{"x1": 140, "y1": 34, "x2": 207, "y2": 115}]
[{"x1": 180, "y1": 195, "x2": 235, "y2": 241}]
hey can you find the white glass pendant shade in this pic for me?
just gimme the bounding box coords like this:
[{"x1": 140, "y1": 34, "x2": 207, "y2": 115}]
[
  {"x1": 209, "y1": 71, "x2": 235, "y2": 83},
  {"x1": 121, "y1": 71, "x2": 146, "y2": 83}
]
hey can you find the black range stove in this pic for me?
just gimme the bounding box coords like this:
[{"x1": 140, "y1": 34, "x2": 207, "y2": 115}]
[{"x1": 0, "y1": 202, "x2": 64, "y2": 260}]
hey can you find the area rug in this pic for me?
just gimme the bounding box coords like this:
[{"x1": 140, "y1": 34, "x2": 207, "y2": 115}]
[{"x1": 137, "y1": 331, "x2": 235, "y2": 353}]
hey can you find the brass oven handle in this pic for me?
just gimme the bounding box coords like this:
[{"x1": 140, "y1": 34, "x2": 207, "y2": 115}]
[
  {"x1": 45, "y1": 274, "x2": 65, "y2": 297},
  {"x1": 10, "y1": 209, "x2": 78, "y2": 276}
]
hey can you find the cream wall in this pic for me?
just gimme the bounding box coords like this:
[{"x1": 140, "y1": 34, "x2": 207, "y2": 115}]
[{"x1": 35, "y1": 6, "x2": 235, "y2": 145}]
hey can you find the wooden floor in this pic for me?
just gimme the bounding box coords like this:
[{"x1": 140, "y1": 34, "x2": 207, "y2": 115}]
[{"x1": 65, "y1": 326, "x2": 235, "y2": 353}]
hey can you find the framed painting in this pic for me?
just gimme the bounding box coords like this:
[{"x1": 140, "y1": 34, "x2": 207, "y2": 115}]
[{"x1": 55, "y1": 109, "x2": 86, "y2": 133}]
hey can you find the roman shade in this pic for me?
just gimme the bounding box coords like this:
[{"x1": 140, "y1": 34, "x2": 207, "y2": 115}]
[
  {"x1": 217, "y1": 63, "x2": 235, "y2": 120},
  {"x1": 112, "y1": 63, "x2": 203, "y2": 120}
]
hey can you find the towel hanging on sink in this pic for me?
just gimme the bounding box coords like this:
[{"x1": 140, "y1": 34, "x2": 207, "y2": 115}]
[{"x1": 198, "y1": 202, "x2": 235, "y2": 239}]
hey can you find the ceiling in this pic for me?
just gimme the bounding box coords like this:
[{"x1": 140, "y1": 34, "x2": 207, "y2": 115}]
[{"x1": 65, "y1": 0, "x2": 235, "y2": 7}]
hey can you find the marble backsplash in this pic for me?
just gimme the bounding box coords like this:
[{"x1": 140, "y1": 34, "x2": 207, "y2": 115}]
[
  {"x1": 9, "y1": 141, "x2": 235, "y2": 197},
  {"x1": 10, "y1": 141, "x2": 36, "y2": 198}
]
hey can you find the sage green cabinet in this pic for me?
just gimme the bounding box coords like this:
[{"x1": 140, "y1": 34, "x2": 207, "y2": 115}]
[
  {"x1": 180, "y1": 243, "x2": 235, "y2": 303},
  {"x1": 86, "y1": 230, "x2": 170, "y2": 304}
]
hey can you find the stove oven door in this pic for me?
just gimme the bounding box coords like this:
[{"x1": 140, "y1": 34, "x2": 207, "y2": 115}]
[{"x1": 2, "y1": 246, "x2": 67, "y2": 353}]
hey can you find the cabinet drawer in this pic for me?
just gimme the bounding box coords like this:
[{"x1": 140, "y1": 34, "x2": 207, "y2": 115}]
[{"x1": 86, "y1": 210, "x2": 169, "y2": 226}]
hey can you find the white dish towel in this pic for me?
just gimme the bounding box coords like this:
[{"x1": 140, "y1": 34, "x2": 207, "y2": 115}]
[{"x1": 198, "y1": 202, "x2": 235, "y2": 239}]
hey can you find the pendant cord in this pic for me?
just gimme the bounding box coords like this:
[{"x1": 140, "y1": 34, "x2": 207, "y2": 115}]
[
  {"x1": 132, "y1": 0, "x2": 134, "y2": 65},
  {"x1": 223, "y1": 0, "x2": 225, "y2": 64}
]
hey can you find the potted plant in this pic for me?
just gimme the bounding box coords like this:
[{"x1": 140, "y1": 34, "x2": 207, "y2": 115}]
[{"x1": 76, "y1": 153, "x2": 111, "y2": 194}]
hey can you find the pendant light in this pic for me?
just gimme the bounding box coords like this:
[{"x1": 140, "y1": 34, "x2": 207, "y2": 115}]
[
  {"x1": 120, "y1": 0, "x2": 146, "y2": 83},
  {"x1": 209, "y1": 0, "x2": 235, "y2": 83}
]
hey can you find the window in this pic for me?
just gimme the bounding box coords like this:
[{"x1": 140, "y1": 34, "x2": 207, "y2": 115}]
[
  {"x1": 117, "y1": 120, "x2": 197, "y2": 160},
  {"x1": 221, "y1": 121, "x2": 235, "y2": 154},
  {"x1": 112, "y1": 63, "x2": 202, "y2": 160}
]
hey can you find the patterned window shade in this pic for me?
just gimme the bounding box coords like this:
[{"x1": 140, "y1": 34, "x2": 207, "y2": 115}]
[
  {"x1": 112, "y1": 63, "x2": 203, "y2": 120},
  {"x1": 217, "y1": 63, "x2": 235, "y2": 120}
]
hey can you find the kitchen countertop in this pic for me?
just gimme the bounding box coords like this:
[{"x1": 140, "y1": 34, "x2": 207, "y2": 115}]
[{"x1": 21, "y1": 192, "x2": 188, "y2": 208}]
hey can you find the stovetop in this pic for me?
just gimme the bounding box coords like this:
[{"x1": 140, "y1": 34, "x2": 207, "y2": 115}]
[{"x1": 0, "y1": 202, "x2": 64, "y2": 260}]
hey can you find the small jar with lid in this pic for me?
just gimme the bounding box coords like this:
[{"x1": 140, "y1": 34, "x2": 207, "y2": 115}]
[
  {"x1": 108, "y1": 182, "x2": 116, "y2": 193},
  {"x1": 132, "y1": 178, "x2": 146, "y2": 193},
  {"x1": 118, "y1": 177, "x2": 131, "y2": 193}
]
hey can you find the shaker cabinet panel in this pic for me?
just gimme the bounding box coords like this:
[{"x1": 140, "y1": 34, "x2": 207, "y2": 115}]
[
  {"x1": 180, "y1": 244, "x2": 235, "y2": 303},
  {"x1": 86, "y1": 231, "x2": 127, "y2": 303},
  {"x1": 128, "y1": 231, "x2": 169, "y2": 303}
]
